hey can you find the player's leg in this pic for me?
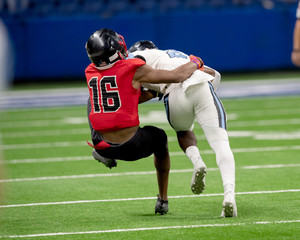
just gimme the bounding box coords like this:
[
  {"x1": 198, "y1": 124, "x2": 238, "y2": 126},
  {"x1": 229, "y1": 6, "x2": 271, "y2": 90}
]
[
  {"x1": 144, "y1": 126, "x2": 170, "y2": 215},
  {"x1": 164, "y1": 89, "x2": 207, "y2": 194},
  {"x1": 177, "y1": 130, "x2": 207, "y2": 194},
  {"x1": 90, "y1": 124, "x2": 171, "y2": 215},
  {"x1": 202, "y1": 126, "x2": 237, "y2": 217},
  {"x1": 153, "y1": 144, "x2": 170, "y2": 215},
  {"x1": 193, "y1": 82, "x2": 237, "y2": 217},
  {"x1": 177, "y1": 131, "x2": 205, "y2": 169},
  {"x1": 177, "y1": 130, "x2": 202, "y2": 168}
]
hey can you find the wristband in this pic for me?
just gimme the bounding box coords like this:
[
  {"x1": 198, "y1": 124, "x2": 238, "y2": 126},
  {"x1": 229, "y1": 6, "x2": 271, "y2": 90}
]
[
  {"x1": 293, "y1": 49, "x2": 300, "y2": 52},
  {"x1": 191, "y1": 59, "x2": 203, "y2": 69},
  {"x1": 190, "y1": 55, "x2": 204, "y2": 70}
]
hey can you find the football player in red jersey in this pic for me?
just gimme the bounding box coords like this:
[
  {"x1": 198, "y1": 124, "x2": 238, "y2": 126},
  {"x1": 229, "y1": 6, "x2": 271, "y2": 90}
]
[{"x1": 84, "y1": 28, "x2": 203, "y2": 214}]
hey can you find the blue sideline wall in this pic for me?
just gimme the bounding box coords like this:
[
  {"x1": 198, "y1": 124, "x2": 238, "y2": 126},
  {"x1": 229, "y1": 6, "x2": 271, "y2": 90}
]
[{"x1": 3, "y1": 7, "x2": 298, "y2": 80}]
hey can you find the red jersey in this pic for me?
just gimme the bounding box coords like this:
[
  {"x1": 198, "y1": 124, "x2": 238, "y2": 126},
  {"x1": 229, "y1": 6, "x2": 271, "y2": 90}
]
[{"x1": 85, "y1": 58, "x2": 145, "y2": 132}]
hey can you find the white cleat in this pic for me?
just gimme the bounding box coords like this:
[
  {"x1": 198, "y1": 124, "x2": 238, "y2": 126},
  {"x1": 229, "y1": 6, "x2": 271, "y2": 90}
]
[
  {"x1": 92, "y1": 149, "x2": 117, "y2": 169},
  {"x1": 221, "y1": 191, "x2": 237, "y2": 218},
  {"x1": 191, "y1": 163, "x2": 207, "y2": 194}
]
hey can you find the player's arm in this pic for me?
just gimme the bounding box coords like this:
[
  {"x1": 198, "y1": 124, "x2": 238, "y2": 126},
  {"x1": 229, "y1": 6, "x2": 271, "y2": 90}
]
[
  {"x1": 203, "y1": 66, "x2": 215, "y2": 77},
  {"x1": 133, "y1": 61, "x2": 200, "y2": 84},
  {"x1": 139, "y1": 87, "x2": 163, "y2": 104},
  {"x1": 292, "y1": 19, "x2": 300, "y2": 67},
  {"x1": 139, "y1": 88, "x2": 155, "y2": 103}
]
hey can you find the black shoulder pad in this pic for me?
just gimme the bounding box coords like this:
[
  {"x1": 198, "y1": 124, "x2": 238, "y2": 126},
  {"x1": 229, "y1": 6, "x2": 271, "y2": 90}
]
[{"x1": 134, "y1": 55, "x2": 146, "y2": 63}]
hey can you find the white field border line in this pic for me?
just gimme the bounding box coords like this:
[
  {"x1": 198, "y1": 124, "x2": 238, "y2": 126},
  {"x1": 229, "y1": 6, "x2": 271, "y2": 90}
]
[
  {"x1": 2, "y1": 145, "x2": 300, "y2": 164},
  {"x1": 1, "y1": 220, "x2": 300, "y2": 239},
  {"x1": 1, "y1": 163, "x2": 300, "y2": 183},
  {"x1": 0, "y1": 189, "x2": 299, "y2": 209}
]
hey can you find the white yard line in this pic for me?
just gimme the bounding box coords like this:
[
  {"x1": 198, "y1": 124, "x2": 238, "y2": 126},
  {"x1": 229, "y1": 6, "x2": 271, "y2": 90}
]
[
  {"x1": 2, "y1": 156, "x2": 93, "y2": 164},
  {"x1": 0, "y1": 144, "x2": 300, "y2": 164},
  {"x1": 1, "y1": 220, "x2": 299, "y2": 238},
  {"x1": 229, "y1": 118, "x2": 300, "y2": 127},
  {"x1": 1, "y1": 129, "x2": 89, "y2": 138},
  {"x1": 1, "y1": 107, "x2": 299, "y2": 123},
  {"x1": 0, "y1": 119, "x2": 66, "y2": 129},
  {"x1": 2, "y1": 126, "x2": 300, "y2": 149},
  {"x1": 1, "y1": 163, "x2": 299, "y2": 183},
  {"x1": 1, "y1": 145, "x2": 300, "y2": 164},
  {"x1": 2, "y1": 127, "x2": 300, "y2": 140},
  {"x1": 0, "y1": 141, "x2": 87, "y2": 150},
  {"x1": 0, "y1": 189, "x2": 299, "y2": 209},
  {"x1": 233, "y1": 107, "x2": 300, "y2": 116},
  {"x1": 0, "y1": 116, "x2": 300, "y2": 129}
]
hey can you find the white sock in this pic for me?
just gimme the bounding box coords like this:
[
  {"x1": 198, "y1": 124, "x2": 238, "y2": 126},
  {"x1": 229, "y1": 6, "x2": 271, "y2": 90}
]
[{"x1": 185, "y1": 146, "x2": 204, "y2": 169}]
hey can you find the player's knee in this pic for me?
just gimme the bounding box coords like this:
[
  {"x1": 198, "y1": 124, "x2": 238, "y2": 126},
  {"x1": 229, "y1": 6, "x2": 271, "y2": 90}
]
[
  {"x1": 143, "y1": 126, "x2": 168, "y2": 159},
  {"x1": 153, "y1": 127, "x2": 168, "y2": 154},
  {"x1": 155, "y1": 127, "x2": 168, "y2": 147}
]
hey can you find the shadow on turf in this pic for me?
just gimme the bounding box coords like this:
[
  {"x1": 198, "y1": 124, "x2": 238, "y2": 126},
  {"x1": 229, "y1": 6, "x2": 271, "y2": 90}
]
[{"x1": 133, "y1": 212, "x2": 218, "y2": 221}]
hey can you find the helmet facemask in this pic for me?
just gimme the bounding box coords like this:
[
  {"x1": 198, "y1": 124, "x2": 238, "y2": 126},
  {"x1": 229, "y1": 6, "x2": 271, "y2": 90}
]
[{"x1": 117, "y1": 34, "x2": 128, "y2": 59}]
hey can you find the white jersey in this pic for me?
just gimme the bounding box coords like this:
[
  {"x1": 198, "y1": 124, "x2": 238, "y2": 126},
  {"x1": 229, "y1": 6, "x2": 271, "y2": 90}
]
[
  {"x1": 129, "y1": 47, "x2": 235, "y2": 204},
  {"x1": 129, "y1": 49, "x2": 214, "y2": 94},
  {"x1": 297, "y1": 0, "x2": 300, "y2": 19}
]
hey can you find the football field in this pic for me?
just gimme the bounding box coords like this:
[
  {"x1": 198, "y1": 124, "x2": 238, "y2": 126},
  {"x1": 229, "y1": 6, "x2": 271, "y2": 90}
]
[{"x1": 0, "y1": 83, "x2": 300, "y2": 239}]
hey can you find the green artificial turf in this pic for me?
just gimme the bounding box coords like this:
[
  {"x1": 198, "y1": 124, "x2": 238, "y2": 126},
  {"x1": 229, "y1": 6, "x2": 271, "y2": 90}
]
[{"x1": 0, "y1": 90, "x2": 299, "y2": 239}]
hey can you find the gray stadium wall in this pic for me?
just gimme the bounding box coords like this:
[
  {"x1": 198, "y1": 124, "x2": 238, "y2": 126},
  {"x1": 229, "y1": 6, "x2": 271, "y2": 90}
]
[{"x1": 3, "y1": 7, "x2": 298, "y2": 80}]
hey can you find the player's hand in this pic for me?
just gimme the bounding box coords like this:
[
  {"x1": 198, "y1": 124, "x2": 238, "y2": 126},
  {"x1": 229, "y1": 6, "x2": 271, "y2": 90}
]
[{"x1": 190, "y1": 55, "x2": 204, "y2": 70}]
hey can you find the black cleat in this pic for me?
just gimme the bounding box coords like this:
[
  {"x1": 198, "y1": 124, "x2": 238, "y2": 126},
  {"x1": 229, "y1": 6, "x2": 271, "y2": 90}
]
[
  {"x1": 92, "y1": 149, "x2": 117, "y2": 169},
  {"x1": 155, "y1": 197, "x2": 169, "y2": 215}
]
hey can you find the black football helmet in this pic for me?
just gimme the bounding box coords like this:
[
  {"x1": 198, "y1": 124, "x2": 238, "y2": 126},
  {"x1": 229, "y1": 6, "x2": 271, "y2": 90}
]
[
  {"x1": 85, "y1": 28, "x2": 128, "y2": 66},
  {"x1": 128, "y1": 40, "x2": 157, "y2": 53}
]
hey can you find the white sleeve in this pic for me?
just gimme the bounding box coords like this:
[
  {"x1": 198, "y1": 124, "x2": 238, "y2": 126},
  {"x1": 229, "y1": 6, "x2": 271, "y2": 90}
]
[{"x1": 204, "y1": 65, "x2": 221, "y2": 91}]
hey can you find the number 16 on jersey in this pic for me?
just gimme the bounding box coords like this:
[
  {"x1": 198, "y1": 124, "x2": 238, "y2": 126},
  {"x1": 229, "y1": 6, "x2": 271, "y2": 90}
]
[{"x1": 88, "y1": 76, "x2": 121, "y2": 113}]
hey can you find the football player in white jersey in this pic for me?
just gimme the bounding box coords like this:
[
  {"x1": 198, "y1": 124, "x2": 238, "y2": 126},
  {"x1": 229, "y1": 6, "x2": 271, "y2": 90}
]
[{"x1": 128, "y1": 41, "x2": 237, "y2": 218}]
